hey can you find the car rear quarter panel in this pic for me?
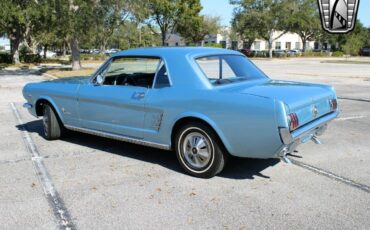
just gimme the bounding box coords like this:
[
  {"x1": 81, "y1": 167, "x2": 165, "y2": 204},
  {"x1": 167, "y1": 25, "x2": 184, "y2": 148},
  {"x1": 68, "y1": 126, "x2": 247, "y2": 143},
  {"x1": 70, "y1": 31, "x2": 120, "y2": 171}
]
[{"x1": 147, "y1": 88, "x2": 283, "y2": 159}]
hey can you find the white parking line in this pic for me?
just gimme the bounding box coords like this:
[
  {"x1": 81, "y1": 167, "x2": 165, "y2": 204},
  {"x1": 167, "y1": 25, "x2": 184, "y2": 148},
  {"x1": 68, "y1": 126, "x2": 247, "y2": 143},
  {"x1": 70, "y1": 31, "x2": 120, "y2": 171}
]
[
  {"x1": 290, "y1": 159, "x2": 370, "y2": 194},
  {"x1": 10, "y1": 102, "x2": 75, "y2": 230},
  {"x1": 336, "y1": 115, "x2": 368, "y2": 121}
]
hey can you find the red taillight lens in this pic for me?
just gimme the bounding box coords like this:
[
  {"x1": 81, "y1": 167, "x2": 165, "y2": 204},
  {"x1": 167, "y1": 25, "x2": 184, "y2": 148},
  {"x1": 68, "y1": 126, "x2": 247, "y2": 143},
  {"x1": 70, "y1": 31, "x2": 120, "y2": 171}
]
[
  {"x1": 289, "y1": 113, "x2": 299, "y2": 131},
  {"x1": 330, "y1": 99, "x2": 338, "y2": 111}
]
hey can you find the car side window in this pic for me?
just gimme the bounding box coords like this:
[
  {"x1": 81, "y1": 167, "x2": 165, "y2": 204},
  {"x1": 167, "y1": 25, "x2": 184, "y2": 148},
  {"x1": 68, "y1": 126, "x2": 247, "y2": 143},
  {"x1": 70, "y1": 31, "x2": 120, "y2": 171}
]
[
  {"x1": 101, "y1": 56, "x2": 160, "y2": 88},
  {"x1": 154, "y1": 61, "x2": 170, "y2": 88}
]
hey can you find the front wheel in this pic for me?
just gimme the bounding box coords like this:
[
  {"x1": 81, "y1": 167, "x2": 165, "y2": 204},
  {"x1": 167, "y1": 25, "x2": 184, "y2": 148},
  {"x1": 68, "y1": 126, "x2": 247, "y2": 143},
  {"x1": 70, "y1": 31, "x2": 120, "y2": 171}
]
[
  {"x1": 42, "y1": 104, "x2": 64, "y2": 140},
  {"x1": 175, "y1": 122, "x2": 227, "y2": 178}
]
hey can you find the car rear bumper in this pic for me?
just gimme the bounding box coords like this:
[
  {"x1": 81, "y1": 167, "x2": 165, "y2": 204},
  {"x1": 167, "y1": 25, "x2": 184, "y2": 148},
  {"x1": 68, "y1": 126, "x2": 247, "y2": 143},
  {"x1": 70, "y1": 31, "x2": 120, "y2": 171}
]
[{"x1": 277, "y1": 110, "x2": 339, "y2": 157}]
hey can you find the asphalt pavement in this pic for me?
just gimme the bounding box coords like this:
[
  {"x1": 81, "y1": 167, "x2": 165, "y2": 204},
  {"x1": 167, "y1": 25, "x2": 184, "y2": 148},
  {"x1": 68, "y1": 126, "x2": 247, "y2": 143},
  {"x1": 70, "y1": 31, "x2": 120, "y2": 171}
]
[{"x1": 0, "y1": 58, "x2": 369, "y2": 229}]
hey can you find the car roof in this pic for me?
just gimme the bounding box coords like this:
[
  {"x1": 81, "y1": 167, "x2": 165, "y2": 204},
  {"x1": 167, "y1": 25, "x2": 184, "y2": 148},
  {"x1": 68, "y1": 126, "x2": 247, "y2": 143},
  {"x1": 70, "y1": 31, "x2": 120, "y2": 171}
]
[{"x1": 113, "y1": 47, "x2": 242, "y2": 59}]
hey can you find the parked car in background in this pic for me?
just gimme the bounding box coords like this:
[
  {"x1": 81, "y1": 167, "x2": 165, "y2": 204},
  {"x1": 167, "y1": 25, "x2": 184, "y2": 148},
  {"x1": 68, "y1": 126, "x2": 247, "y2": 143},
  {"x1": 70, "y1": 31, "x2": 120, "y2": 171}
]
[
  {"x1": 39, "y1": 50, "x2": 57, "y2": 58},
  {"x1": 287, "y1": 49, "x2": 302, "y2": 56},
  {"x1": 22, "y1": 47, "x2": 339, "y2": 178},
  {"x1": 359, "y1": 47, "x2": 370, "y2": 56},
  {"x1": 104, "y1": 49, "x2": 120, "y2": 55},
  {"x1": 273, "y1": 50, "x2": 286, "y2": 57},
  {"x1": 238, "y1": 48, "x2": 253, "y2": 57}
]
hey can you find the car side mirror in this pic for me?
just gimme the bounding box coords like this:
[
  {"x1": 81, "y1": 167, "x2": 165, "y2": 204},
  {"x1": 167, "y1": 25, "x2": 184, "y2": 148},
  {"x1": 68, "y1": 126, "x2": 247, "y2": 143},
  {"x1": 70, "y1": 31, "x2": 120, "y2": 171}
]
[{"x1": 95, "y1": 74, "x2": 104, "y2": 86}]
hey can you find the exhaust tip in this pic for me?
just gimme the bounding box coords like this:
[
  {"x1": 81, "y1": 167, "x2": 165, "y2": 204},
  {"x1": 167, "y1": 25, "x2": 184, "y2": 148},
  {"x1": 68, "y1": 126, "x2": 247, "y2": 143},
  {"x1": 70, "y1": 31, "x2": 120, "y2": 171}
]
[
  {"x1": 311, "y1": 135, "x2": 321, "y2": 144},
  {"x1": 279, "y1": 147, "x2": 292, "y2": 164}
]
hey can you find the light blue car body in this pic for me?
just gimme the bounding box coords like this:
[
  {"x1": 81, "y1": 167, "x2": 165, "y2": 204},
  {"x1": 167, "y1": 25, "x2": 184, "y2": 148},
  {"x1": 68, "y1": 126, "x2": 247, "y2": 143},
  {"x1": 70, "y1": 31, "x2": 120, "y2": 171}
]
[{"x1": 23, "y1": 47, "x2": 339, "y2": 159}]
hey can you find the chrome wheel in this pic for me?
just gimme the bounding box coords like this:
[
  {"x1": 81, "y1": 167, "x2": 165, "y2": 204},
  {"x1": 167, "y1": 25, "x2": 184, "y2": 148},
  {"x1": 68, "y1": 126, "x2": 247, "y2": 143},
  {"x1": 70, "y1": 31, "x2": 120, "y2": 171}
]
[{"x1": 182, "y1": 132, "x2": 212, "y2": 169}]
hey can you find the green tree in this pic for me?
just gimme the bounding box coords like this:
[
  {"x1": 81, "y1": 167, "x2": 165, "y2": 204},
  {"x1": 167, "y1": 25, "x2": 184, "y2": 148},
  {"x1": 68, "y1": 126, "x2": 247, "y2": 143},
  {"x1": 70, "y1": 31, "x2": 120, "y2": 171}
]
[
  {"x1": 145, "y1": 0, "x2": 203, "y2": 46},
  {"x1": 231, "y1": 9, "x2": 258, "y2": 48},
  {"x1": 0, "y1": 0, "x2": 41, "y2": 63},
  {"x1": 231, "y1": 0, "x2": 296, "y2": 58},
  {"x1": 177, "y1": 15, "x2": 221, "y2": 45},
  {"x1": 290, "y1": 0, "x2": 321, "y2": 52},
  {"x1": 342, "y1": 21, "x2": 368, "y2": 56},
  {"x1": 93, "y1": 0, "x2": 138, "y2": 52},
  {"x1": 109, "y1": 22, "x2": 161, "y2": 49}
]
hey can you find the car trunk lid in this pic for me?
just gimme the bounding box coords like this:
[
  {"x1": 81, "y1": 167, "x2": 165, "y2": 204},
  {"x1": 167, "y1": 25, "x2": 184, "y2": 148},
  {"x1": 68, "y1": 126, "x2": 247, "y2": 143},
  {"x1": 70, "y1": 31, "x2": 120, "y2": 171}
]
[{"x1": 221, "y1": 80, "x2": 335, "y2": 128}]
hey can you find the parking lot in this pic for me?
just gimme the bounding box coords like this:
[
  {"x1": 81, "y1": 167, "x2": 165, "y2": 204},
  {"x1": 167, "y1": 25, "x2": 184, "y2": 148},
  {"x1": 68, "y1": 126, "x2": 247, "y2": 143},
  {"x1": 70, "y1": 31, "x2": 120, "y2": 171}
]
[{"x1": 0, "y1": 58, "x2": 369, "y2": 229}]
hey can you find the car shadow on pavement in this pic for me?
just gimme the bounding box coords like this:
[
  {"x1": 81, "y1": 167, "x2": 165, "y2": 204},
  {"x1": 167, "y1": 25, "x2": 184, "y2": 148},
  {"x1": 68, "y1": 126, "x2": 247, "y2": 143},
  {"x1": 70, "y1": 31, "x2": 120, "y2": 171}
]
[{"x1": 18, "y1": 119, "x2": 279, "y2": 180}]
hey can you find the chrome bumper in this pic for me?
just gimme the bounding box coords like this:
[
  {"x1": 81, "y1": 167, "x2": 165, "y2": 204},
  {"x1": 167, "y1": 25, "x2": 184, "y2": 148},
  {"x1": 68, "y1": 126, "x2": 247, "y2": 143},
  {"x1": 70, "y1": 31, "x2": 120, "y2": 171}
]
[
  {"x1": 23, "y1": 102, "x2": 33, "y2": 109},
  {"x1": 278, "y1": 110, "x2": 339, "y2": 161}
]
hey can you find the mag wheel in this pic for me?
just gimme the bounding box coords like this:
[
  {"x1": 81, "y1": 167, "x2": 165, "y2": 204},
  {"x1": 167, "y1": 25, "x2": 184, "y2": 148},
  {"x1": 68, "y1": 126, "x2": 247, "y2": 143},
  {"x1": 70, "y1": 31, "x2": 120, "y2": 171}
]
[{"x1": 175, "y1": 122, "x2": 227, "y2": 178}]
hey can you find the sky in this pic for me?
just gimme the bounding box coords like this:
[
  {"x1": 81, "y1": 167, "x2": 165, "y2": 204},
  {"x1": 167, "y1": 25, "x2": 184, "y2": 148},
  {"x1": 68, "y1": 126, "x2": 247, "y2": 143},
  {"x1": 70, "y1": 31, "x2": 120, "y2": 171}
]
[{"x1": 200, "y1": 0, "x2": 370, "y2": 27}]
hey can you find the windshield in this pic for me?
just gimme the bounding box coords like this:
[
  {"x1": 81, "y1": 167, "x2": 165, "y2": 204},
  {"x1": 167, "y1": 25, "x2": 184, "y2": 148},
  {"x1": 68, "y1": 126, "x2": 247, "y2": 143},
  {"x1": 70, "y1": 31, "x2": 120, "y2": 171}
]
[{"x1": 196, "y1": 55, "x2": 268, "y2": 85}]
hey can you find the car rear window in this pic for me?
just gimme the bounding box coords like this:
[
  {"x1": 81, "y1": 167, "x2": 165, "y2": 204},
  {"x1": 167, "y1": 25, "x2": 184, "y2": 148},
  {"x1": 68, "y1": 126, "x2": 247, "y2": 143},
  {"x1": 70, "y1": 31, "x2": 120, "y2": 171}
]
[{"x1": 196, "y1": 55, "x2": 267, "y2": 85}]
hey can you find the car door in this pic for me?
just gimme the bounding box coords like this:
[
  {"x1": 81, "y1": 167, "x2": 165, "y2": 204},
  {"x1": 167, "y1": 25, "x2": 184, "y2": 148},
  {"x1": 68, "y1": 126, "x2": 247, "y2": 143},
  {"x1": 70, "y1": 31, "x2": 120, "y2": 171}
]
[
  {"x1": 78, "y1": 56, "x2": 161, "y2": 138},
  {"x1": 142, "y1": 61, "x2": 173, "y2": 141}
]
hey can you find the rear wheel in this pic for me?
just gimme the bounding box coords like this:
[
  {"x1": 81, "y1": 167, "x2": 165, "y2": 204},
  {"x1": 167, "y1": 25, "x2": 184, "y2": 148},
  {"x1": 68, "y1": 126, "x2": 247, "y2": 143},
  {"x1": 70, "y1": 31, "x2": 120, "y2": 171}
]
[
  {"x1": 175, "y1": 122, "x2": 227, "y2": 178},
  {"x1": 42, "y1": 104, "x2": 64, "y2": 140}
]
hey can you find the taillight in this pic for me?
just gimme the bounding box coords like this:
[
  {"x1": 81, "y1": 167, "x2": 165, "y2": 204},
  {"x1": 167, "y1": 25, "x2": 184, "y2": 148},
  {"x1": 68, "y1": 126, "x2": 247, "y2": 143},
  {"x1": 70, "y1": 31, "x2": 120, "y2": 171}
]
[
  {"x1": 329, "y1": 99, "x2": 338, "y2": 111},
  {"x1": 288, "y1": 113, "x2": 299, "y2": 131}
]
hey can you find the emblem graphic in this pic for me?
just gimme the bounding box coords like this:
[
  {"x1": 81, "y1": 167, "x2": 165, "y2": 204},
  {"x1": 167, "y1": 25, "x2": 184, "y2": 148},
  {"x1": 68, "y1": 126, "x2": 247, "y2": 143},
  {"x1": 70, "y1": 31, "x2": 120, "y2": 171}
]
[
  {"x1": 312, "y1": 105, "x2": 319, "y2": 118},
  {"x1": 317, "y1": 0, "x2": 360, "y2": 34}
]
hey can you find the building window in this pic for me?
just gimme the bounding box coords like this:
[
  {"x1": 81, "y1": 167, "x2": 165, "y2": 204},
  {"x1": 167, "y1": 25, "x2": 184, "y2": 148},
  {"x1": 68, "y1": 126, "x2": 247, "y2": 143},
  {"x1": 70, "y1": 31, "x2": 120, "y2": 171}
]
[
  {"x1": 265, "y1": 42, "x2": 269, "y2": 50},
  {"x1": 275, "y1": 42, "x2": 281, "y2": 50},
  {"x1": 254, "y1": 41, "x2": 261, "y2": 50},
  {"x1": 314, "y1": 42, "x2": 320, "y2": 50},
  {"x1": 295, "y1": 42, "x2": 301, "y2": 49},
  {"x1": 285, "y1": 42, "x2": 291, "y2": 50}
]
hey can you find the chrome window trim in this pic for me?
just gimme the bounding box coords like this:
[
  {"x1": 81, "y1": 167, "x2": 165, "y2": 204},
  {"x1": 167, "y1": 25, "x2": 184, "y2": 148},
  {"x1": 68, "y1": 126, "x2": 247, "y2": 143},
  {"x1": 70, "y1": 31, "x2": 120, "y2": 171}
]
[
  {"x1": 90, "y1": 57, "x2": 113, "y2": 84},
  {"x1": 152, "y1": 60, "x2": 172, "y2": 89},
  {"x1": 64, "y1": 125, "x2": 171, "y2": 150},
  {"x1": 91, "y1": 55, "x2": 173, "y2": 88},
  {"x1": 193, "y1": 54, "x2": 269, "y2": 87}
]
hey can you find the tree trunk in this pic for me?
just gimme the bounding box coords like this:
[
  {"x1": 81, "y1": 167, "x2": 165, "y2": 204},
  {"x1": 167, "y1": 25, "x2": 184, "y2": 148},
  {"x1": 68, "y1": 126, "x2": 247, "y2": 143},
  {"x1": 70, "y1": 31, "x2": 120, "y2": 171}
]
[
  {"x1": 62, "y1": 41, "x2": 67, "y2": 56},
  {"x1": 43, "y1": 44, "x2": 48, "y2": 59},
  {"x1": 70, "y1": 37, "x2": 81, "y2": 70},
  {"x1": 10, "y1": 36, "x2": 21, "y2": 64},
  {"x1": 161, "y1": 31, "x2": 166, "y2": 46},
  {"x1": 302, "y1": 38, "x2": 307, "y2": 52},
  {"x1": 268, "y1": 40, "x2": 273, "y2": 59}
]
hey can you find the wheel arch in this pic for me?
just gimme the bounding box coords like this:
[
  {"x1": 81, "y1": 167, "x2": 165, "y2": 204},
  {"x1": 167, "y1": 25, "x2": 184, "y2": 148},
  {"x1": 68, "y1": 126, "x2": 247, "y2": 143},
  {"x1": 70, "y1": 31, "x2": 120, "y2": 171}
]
[
  {"x1": 170, "y1": 114, "x2": 231, "y2": 154},
  {"x1": 35, "y1": 97, "x2": 65, "y2": 123}
]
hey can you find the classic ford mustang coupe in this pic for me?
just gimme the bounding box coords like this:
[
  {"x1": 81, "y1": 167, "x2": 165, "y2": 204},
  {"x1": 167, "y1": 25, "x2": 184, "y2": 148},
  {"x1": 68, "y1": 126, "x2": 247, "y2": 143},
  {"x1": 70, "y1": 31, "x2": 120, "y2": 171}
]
[{"x1": 23, "y1": 47, "x2": 339, "y2": 178}]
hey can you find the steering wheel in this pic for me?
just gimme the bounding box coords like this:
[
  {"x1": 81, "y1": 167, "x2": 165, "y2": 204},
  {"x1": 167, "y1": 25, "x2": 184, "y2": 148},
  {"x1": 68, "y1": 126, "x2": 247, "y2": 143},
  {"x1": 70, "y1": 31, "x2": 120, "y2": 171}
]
[{"x1": 122, "y1": 75, "x2": 136, "y2": 86}]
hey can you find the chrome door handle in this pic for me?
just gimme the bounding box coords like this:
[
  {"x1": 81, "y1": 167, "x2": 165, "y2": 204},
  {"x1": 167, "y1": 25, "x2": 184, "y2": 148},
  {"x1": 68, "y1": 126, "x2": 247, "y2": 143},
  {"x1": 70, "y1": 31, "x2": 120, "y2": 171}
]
[{"x1": 132, "y1": 92, "x2": 145, "y2": 99}]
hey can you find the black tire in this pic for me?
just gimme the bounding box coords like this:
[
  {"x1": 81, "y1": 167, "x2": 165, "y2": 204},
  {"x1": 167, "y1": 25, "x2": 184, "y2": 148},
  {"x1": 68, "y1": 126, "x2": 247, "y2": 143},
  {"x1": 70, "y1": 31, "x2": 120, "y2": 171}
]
[
  {"x1": 42, "y1": 103, "x2": 64, "y2": 140},
  {"x1": 175, "y1": 122, "x2": 228, "y2": 178}
]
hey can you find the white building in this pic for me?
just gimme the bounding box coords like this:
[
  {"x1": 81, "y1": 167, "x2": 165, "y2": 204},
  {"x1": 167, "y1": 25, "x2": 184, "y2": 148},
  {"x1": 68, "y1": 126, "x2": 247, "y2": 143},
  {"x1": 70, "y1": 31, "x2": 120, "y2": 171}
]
[
  {"x1": 250, "y1": 31, "x2": 324, "y2": 51},
  {"x1": 0, "y1": 37, "x2": 11, "y2": 51},
  {"x1": 164, "y1": 34, "x2": 186, "y2": 46}
]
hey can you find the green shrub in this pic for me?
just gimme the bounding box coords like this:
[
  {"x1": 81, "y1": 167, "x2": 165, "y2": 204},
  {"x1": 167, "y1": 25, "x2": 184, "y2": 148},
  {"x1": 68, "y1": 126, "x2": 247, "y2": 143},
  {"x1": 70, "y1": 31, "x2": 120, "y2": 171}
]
[
  {"x1": 0, "y1": 52, "x2": 12, "y2": 63},
  {"x1": 301, "y1": 50, "x2": 331, "y2": 57},
  {"x1": 21, "y1": 54, "x2": 41, "y2": 63},
  {"x1": 79, "y1": 53, "x2": 107, "y2": 61},
  {"x1": 204, "y1": 43, "x2": 223, "y2": 48},
  {"x1": 332, "y1": 51, "x2": 344, "y2": 57}
]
